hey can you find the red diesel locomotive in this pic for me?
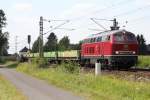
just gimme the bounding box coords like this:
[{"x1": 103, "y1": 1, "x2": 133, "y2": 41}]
[{"x1": 81, "y1": 29, "x2": 138, "y2": 68}]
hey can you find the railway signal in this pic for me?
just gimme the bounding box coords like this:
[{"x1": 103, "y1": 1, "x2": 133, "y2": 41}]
[{"x1": 27, "y1": 35, "x2": 31, "y2": 50}]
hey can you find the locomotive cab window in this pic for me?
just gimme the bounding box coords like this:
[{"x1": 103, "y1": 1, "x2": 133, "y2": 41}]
[
  {"x1": 126, "y1": 33, "x2": 136, "y2": 41},
  {"x1": 114, "y1": 33, "x2": 124, "y2": 42}
]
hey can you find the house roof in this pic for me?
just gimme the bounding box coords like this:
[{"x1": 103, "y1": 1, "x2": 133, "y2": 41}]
[{"x1": 19, "y1": 47, "x2": 29, "y2": 52}]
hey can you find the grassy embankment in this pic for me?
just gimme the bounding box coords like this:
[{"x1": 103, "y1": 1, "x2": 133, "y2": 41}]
[
  {"x1": 0, "y1": 61, "x2": 19, "y2": 68},
  {"x1": 16, "y1": 62, "x2": 150, "y2": 100},
  {"x1": 138, "y1": 56, "x2": 150, "y2": 68},
  {"x1": 0, "y1": 75, "x2": 26, "y2": 100}
]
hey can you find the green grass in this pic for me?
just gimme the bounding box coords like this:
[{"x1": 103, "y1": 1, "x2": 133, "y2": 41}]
[
  {"x1": 16, "y1": 63, "x2": 150, "y2": 100},
  {"x1": 0, "y1": 61, "x2": 19, "y2": 68},
  {"x1": 0, "y1": 75, "x2": 26, "y2": 100},
  {"x1": 138, "y1": 56, "x2": 150, "y2": 68}
]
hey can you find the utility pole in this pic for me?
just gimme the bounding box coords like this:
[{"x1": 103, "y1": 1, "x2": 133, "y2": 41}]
[{"x1": 39, "y1": 16, "x2": 44, "y2": 58}]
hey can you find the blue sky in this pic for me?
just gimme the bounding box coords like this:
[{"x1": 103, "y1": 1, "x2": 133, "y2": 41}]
[{"x1": 0, "y1": 0, "x2": 150, "y2": 54}]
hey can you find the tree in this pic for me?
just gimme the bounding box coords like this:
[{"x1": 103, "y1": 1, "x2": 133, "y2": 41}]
[
  {"x1": 136, "y1": 34, "x2": 147, "y2": 54},
  {"x1": 32, "y1": 37, "x2": 41, "y2": 53},
  {"x1": 69, "y1": 41, "x2": 82, "y2": 50},
  {"x1": 0, "y1": 32, "x2": 9, "y2": 55},
  {"x1": 0, "y1": 9, "x2": 6, "y2": 32},
  {"x1": 0, "y1": 9, "x2": 8, "y2": 56},
  {"x1": 44, "y1": 32, "x2": 57, "y2": 52},
  {"x1": 58, "y1": 36, "x2": 70, "y2": 51}
]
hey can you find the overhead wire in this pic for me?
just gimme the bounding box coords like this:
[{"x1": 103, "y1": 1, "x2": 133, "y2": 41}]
[
  {"x1": 60, "y1": 0, "x2": 135, "y2": 32},
  {"x1": 69, "y1": 0, "x2": 134, "y2": 21},
  {"x1": 114, "y1": 5, "x2": 150, "y2": 18}
]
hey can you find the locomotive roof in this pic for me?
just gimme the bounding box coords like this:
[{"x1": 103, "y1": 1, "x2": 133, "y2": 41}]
[{"x1": 87, "y1": 29, "x2": 129, "y2": 39}]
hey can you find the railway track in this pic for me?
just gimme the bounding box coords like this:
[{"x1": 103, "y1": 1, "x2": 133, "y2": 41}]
[
  {"x1": 129, "y1": 68, "x2": 150, "y2": 72},
  {"x1": 81, "y1": 66, "x2": 150, "y2": 82},
  {"x1": 120, "y1": 67, "x2": 150, "y2": 72}
]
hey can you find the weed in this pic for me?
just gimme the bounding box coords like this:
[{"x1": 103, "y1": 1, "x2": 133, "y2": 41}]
[
  {"x1": 58, "y1": 61, "x2": 80, "y2": 74},
  {"x1": 31, "y1": 57, "x2": 48, "y2": 68}
]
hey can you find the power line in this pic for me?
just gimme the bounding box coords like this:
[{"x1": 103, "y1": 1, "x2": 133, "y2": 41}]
[
  {"x1": 91, "y1": 0, "x2": 133, "y2": 15},
  {"x1": 70, "y1": 0, "x2": 134, "y2": 21},
  {"x1": 128, "y1": 15, "x2": 150, "y2": 23},
  {"x1": 53, "y1": 27, "x2": 75, "y2": 31},
  {"x1": 114, "y1": 5, "x2": 150, "y2": 18},
  {"x1": 58, "y1": 0, "x2": 134, "y2": 32},
  {"x1": 88, "y1": 28, "x2": 105, "y2": 31},
  {"x1": 90, "y1": 18, "x2": 108, "y2": 31},
  {"x1": 39, "y1": 16, "x2": 73, "y2": 58},
  {"x1": 43, "y1": 20, "x2": 70, "y2": 35}
]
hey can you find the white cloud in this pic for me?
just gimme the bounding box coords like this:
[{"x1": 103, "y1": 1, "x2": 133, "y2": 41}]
[{"x1": 13, "y1": 3, "x2": 32, "y2": 12}]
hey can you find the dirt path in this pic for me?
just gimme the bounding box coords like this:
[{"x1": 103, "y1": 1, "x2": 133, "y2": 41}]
[{"x1": 0, "y1": 68, "x2": 83, "y2": 100}]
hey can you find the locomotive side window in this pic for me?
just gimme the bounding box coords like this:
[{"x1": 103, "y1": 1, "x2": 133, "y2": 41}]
[
  {"x1": 91, "y1": 38, "x2": 94, "y2": 43},
  {"x1": 96, "y1": 36, "x2": 102, "y2": 42},
  {"x1": 90, "y1": 39, "x2": 92, "y2": 43},
  {"x1": 85, "y1": 39, "x2": 87, "y2": 43},
  {"x1": 87, "y1": 39, "x2": 89, "y2": 43},
  {"x1": 83, "y1": 39, "x2": 85, "y2": 43},
  {"x1": 102, "y1": 35, "x2": 106, "y2": 41},
  {"x1": 114, "y1": 33, "x2": 124, "y2": 42},
  {"x1": 83, "y1": 39, "x2": 88, "y2": 43},
  {"x1": 102, "y1": 35, "x2": 110, "y2": 42},
  {"x1": 93, "y1": 38, "x2": 96, "y2": 42}
]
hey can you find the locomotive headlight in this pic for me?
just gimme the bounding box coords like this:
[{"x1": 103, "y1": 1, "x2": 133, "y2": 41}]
[
  {"x1": 133, "y1": 51, "x2": 136, "y2": 54},
  {"x1": 115, "y1": 51, "x2": 119, "y2": 54}
]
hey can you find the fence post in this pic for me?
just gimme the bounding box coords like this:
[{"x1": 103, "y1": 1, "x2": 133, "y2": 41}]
[{"x1": 95, "y1": 62, "x2": 101, "y2": 76}]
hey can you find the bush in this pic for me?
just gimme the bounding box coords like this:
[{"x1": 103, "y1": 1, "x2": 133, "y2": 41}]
[
  {"x1": 31, "y1": 57, "x2": 48, "y2": 68},
  {"x1": 0, "y1": 57, "x2": 5, "y2": 63},
  {"x1": 59, "y1": 61, "x2": 80, "y2": 74}
]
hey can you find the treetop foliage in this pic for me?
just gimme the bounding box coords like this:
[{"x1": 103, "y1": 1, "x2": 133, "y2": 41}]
[
  {"x1": 32, "y1": 32, "x2": 81, "y2": 52},
  {"x1": 0, "y1": 9, "x2": 9, "y2": 56},
  {"x1": 44, "y1": 32, "x2": 57, "y2": 52},
  {"x1": 32, "y1": 37, "x2": 41, "y2": 53},
  {"x1": 136, "y1": 34, "x2": 147, "y2": 55}
]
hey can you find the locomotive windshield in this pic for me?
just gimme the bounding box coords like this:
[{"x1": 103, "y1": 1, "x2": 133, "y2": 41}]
[
  {"x1": 113, "y1": 32, "x2": 136, "y2": 42},
  {"x1": 125, "y1": 33, "x2": 136, "y2": 41},
  {"x1": 113, "y1": 33, "x2": 124, "y2": 42}
]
